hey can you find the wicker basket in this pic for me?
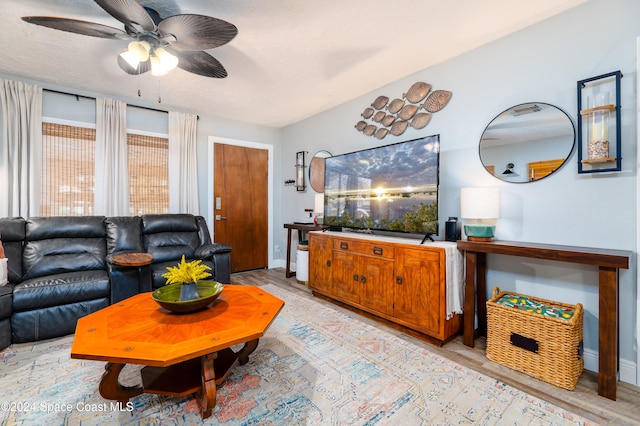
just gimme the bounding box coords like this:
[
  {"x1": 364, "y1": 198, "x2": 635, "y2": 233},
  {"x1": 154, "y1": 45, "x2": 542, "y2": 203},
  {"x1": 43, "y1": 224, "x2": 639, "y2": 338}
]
[{"x1": 486, "y1": 287, "x2": 584, "y2": 390}]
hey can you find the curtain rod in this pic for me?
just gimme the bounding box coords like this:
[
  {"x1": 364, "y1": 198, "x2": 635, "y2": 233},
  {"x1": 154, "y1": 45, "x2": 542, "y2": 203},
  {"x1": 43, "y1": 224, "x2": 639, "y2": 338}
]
[{"x1": 43, "y1": 88, "x2": 199, "y2": 119}]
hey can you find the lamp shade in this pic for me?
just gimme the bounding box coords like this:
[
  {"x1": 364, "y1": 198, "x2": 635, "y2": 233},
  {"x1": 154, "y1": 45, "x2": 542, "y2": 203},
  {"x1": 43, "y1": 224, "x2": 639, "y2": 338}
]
[
  {"x1": 129, "y1": 41, "x2": 150, "y2": 62},
  {"x1": 314, "y1": 193, "x2": 324, "y2": 214},
  {"x1": 460, "y1": 187, "x2": 500, "y2": 241},
  {"x1": 154, "y1": 47, "x2": 179, "y2": 71},
  {"x1": 460, "y1": 187, "x2": 499, "y2": 219}
]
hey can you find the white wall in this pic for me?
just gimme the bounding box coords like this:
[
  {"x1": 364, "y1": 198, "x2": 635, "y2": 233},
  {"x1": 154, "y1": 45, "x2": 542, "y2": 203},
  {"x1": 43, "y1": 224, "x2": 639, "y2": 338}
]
[{"x1": 278, "y1": 0, "x2": 639, "y2": 383}]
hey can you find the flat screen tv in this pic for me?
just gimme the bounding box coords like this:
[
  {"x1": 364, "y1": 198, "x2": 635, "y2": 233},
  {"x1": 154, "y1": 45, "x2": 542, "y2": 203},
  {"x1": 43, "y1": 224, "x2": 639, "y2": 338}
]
[{"x1": 324, "y1": 134, "x2": 439, "y2": 238}]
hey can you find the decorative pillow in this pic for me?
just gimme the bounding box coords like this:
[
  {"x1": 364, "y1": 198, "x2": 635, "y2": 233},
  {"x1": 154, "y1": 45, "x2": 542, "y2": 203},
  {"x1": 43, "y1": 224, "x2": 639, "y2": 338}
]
[{"x1": 0, "y1": 258, "x2": 7, "y2": 286}]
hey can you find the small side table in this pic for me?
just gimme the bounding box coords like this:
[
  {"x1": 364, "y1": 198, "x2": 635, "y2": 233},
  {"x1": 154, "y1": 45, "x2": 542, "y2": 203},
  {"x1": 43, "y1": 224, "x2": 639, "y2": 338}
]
[
  {"x1": 110, "y1": 253, "x2": 154, "y2": 303},
  {"x1": 283, "y1": 223, "x2": 325, "y2": 278},
  {"x1": 111, "y1": 253, "x2": 154, "y2": 268}
]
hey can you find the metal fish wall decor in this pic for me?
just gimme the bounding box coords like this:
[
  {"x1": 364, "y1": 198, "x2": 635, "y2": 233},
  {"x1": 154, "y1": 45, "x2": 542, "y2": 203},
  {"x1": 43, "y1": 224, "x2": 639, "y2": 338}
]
[
  {"x1": 371, "y1": 95, "x2": 389, "y2": 110},
  {"x1": 354, "y1": 81, "x2": 452, "y2": 139},
  {"x1": 403, "y1": 82, "x2": 431, "y2": 103}
]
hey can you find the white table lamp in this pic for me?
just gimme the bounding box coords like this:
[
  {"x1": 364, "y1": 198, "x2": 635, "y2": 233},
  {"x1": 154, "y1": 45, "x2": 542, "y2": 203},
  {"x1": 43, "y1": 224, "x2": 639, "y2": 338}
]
[
  {"x1": 314, "y1": 193, "x2": 325, "y2": 224},
  {"x1": 460, "y1": 187, "x2": 500, "y2": 241}
]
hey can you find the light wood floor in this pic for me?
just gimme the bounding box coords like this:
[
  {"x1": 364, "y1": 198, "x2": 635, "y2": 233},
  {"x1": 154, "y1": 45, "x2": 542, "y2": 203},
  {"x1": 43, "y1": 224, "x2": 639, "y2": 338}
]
[{"x1": 231, "y1": 268, "x2": 640, "y2": 426}]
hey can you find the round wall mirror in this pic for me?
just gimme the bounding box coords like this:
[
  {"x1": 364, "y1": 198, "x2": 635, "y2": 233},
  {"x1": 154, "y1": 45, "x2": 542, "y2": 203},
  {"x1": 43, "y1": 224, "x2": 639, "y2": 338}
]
[
  {"x1": 479, "y1": 102, "x2": 575, "y2": 183},
  {"x1": 309, "y1": 150, "x2": 332, "y2": 192}
]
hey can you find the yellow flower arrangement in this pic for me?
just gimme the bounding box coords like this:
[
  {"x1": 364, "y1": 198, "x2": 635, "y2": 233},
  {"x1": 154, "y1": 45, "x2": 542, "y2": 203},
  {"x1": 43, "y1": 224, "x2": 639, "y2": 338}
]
[{"x1": 162, "y1": 255, "x2": 212, "y2": 285}]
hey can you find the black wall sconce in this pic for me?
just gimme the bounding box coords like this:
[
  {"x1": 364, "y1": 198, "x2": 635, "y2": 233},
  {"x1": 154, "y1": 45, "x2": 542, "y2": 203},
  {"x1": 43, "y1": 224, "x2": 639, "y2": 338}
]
[
  {"x1": 502, "y1": 162, "x2": 518, "y2": 176},
  {"x1": 295, "y1": 151, "x2": 306, "y2": 191}
]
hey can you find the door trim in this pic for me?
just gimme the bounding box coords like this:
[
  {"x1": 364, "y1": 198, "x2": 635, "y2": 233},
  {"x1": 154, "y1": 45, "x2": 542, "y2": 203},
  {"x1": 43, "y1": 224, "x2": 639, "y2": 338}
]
[{"x1": 208, "y1": 136, "x2": 274, "y2": 269}]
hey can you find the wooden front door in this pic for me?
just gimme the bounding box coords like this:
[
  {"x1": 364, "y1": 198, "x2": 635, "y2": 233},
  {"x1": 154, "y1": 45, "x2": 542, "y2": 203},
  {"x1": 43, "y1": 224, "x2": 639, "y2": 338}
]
[{"x1": 214, "y1": 143, "x2": 268, "y2": 272}]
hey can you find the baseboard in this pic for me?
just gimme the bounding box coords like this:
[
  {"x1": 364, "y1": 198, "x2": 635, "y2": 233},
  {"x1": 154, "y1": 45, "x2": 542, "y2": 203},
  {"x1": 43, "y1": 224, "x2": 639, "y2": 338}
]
[{"x1": 583, "y1": 348, "x2": 637, "y2": 385}]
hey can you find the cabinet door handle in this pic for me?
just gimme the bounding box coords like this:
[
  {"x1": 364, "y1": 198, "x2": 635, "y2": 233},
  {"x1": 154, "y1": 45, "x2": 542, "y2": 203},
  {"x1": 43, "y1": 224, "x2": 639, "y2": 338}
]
[
  {"x1": 373, "y1": 247, "x2": 383, "y2": 255},
  {"x1": 340, "y1": 242, "x2": 349, "y2": 250},
  {"x1": 396, "y1": 276, "x2": 403, "y2": 285},
  {"x1": 361, "y1": 275, "x2": 366, "y2": 284},
  {"x1": 353, "y1": 274, "x2": 359, "y2": 281},
  {"x1": 326, "y1": 259, "x2": 331, "y2": 267}
]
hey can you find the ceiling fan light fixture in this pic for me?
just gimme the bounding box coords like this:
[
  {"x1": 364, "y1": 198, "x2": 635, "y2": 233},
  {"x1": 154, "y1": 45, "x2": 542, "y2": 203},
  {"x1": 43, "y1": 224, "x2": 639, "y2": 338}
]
[
  {"x1": 120, "y1": 49, "x2": 141, "y2": 68},
  {"x1": 128, "y1": 40, "x2": 150, "y2": 61},
  {"x1": 154, "y1": 47, "x2": 179, "y2": 72},
  {"x1": 119, "y1": 40, "x2": 151, "y2": 68},
  {"x1": 22, "y1": 5, "x2": 234, "y2": 79},
  {"x1": 149, "y1": 54, "x2": 166, "y2": 76}
]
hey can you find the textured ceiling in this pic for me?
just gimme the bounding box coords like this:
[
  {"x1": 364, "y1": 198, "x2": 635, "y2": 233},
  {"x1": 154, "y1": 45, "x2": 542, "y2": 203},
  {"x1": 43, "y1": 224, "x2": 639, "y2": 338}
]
[{"x1": 0, "y1": 0, "x2": 586, "y2": 128}]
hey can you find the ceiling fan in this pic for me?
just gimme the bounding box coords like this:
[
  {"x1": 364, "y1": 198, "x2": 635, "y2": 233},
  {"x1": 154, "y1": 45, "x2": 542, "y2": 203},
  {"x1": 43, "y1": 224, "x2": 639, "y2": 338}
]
[{"x1": 21, "y1": 0, "x2": 238, "y2": 78}]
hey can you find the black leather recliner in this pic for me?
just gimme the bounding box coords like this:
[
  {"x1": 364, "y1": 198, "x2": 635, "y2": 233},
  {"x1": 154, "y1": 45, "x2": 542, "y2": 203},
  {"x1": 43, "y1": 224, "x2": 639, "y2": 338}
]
[
  {"x1": 10, "y1": 216, "x2": 110, "y2": 343},
  {"x1": 141, "y1": 214, "x2": 232, "y2": 289}
]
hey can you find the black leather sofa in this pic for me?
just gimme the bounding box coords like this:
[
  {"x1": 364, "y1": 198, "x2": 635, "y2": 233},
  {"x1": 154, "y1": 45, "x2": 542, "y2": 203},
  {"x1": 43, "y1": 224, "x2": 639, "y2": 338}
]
[{"x1": 0, "y1": 214, "x2": 231, "y2": 349}]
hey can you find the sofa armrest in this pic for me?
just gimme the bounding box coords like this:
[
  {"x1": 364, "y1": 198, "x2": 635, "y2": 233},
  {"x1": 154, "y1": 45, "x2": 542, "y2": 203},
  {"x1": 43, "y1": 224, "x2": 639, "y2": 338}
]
[
  {"x1": 194, "y1": 243, "x2": 232, "y2": 260},
  {"x1": 195, "y1": 243, "x2": 232, "y2": 284}
]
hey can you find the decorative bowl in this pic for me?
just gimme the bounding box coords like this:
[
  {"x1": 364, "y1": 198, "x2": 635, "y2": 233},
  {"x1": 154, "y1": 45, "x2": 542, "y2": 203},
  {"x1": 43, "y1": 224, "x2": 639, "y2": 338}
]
[{"x1": 152, "y1": 280, "x2": 224, "y2": 313}]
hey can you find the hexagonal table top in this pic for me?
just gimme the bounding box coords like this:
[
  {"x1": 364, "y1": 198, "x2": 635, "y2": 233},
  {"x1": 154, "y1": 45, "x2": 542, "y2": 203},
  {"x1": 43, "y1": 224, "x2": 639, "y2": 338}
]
[{"x1": 71, "y1": 285, "x2": 284, "y2": 367}]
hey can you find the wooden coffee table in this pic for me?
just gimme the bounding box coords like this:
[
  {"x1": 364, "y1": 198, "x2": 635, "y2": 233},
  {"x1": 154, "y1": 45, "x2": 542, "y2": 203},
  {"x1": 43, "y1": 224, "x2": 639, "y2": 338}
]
[{"x1": 71, "y1": 285, "x2": 284, "y2": 419}]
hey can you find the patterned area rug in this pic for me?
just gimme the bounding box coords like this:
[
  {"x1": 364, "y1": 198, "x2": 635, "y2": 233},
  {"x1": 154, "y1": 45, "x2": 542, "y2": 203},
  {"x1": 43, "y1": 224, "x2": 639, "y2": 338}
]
[{"x1": 0, "y1": 284, "x2": 598, "y2": 425}]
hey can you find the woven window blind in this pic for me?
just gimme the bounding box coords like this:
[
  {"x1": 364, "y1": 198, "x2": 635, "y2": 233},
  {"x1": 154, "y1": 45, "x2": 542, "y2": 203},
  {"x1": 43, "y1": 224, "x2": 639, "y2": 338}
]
[
  {"x1": 41, "y1": 122, "x2": 169, "y2": 216},
  {"x1": 127, "y1": 133, "x2": 169, "y2": 215},
  {"x1": 41, "y1": 122, "x2": 96, "y2": 216}
]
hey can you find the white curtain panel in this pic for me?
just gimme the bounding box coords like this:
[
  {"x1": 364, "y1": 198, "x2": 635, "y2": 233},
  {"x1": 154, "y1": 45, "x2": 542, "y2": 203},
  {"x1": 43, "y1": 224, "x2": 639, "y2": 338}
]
[
  {"x1": 0, "y1": 80, "x2": 42, "y2": 217},
  {"x1": 95, "y1": 98, "x2": 129, "y2": 216},
  {"x1": 168, "y1": 111, "x2": 200, "y2": 214}
]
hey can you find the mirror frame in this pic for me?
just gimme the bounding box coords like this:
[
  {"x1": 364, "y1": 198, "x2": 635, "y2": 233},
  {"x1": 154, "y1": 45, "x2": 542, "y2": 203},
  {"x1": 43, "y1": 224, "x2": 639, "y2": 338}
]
[
  {"x1": 479, "y1": 102, "x2": 575, "y2": 183},
  {"x1": 309, "y1": 150, "x2": 332, "y2": 192}
]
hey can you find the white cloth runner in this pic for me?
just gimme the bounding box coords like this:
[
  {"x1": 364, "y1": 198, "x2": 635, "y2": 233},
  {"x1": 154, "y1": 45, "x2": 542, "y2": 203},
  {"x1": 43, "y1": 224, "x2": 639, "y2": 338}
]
[{"x1": 428, "y1": 242, "x2": 464, "y2": 319}]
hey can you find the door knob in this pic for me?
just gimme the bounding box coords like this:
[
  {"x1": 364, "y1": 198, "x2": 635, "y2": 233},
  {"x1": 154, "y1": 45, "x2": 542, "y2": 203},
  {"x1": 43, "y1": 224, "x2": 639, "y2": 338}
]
[{"x1": 215, "y1": 215, "x2": 227, "y2": 220}]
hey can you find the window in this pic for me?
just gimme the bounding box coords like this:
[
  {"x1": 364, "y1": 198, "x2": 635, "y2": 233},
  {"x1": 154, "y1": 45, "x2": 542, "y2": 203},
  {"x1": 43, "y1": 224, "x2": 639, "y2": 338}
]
[
  {"x1": 127, "y1": 133, "x2": 169, "y2": 214},
  {"x1": 41, "y1": 122, "x2": 95, "y2": 216},
  {"x1": 41, "y1": 122, "x2": 169, "y2": 216}
]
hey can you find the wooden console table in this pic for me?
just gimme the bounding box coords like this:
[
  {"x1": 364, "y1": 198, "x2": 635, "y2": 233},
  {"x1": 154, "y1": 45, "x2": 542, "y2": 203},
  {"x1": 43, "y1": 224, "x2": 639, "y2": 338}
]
[
  {"x1": 283, "y1": 223, "x2": 325, "y2": 278},
  {"x1": 457, "y1": 240, "x2": 631, "y2": 401}
]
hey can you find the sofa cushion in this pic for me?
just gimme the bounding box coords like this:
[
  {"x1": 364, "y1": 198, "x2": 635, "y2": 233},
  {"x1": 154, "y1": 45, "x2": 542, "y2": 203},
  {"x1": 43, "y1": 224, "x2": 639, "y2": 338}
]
[
  {"x1": 27, "y1": 216, "x2": 106, "y2": 239},
  {"x1": 12, "y1": 270, "x2": 109, "y2": 311},
  {"x1": 144, "y1": 233, "x2": 201, "y2": 263},
  {"x1": 11, "y1": 298, "x2": 108, "y2": 343},
  {"x1": 22, "y1": 216, "x2": 107, "y2": 280},
  {"x1": 142, "y1": 214, "x2": 198, "y2": 234},
  {"x1": 105, "y1": 216, "x2": 143, "y2": 254},
  {"x1": 142, "y1": 214, "x2": 201, "y2": 263},
  {"x1": 22, "y1": 238, "x2": 107, "y2": 280}
]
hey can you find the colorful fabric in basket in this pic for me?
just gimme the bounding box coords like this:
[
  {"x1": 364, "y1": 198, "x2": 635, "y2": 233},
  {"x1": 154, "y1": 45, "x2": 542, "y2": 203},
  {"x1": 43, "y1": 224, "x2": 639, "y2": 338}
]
[{"x1": 496, "y1": 294, "x2": 575, "y2": 320}]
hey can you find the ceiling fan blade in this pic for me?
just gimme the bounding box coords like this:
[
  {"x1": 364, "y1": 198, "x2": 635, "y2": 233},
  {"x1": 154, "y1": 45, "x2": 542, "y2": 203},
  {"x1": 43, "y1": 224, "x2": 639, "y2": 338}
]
[
  {"x1": 94, "y1": 0, "x2": 155, "y2": 33},
  {"x1": 117, "y1": 51, "x2": 151, "y2": 75},
  {"x1": 175, "y1": 51, "x2": 228, "y2": 78},
  {"x1": 22, "y1": 16, "x2": 129, "y2": 39},
  {"x1": 158, "y1": 15, "x2": 238, "y2": 51}
]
